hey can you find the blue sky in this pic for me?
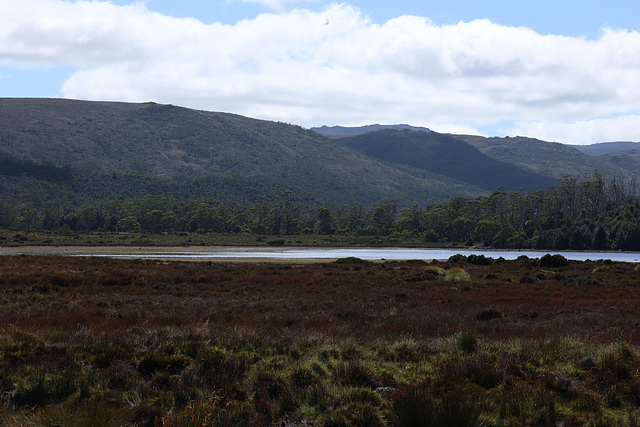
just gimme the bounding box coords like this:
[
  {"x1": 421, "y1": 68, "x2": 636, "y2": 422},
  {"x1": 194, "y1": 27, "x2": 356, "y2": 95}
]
[
  {"x1": 135, "y1": 0, "x2": 639, "y2": 39},
  {"x1": 2, "y1": 0, "x2": 640, "y2": 144}
]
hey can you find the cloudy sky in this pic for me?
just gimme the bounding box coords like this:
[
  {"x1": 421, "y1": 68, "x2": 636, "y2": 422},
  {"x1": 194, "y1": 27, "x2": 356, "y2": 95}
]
[{"x1": 2, "y1": 0, "x2": 640, "y2": 144}]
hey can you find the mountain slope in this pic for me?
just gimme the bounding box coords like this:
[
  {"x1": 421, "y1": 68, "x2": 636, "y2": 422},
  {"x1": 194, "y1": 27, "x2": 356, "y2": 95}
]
[
  {"x1": 571, "y1": 142, "x2": 640, "y2": 156},
  {"x1": 337, "y1": 130, "x2": 557, "y2": 193},
  {"x1": 597, "y1": 150, "x2": 640, "y2": 175},
  {"x1": 0, "y1": 98, "x2": 483, "y2": 206},
  {"x1": 454, "y1": 135, "x2": 636, "y2": 182},
  {"x1": 311, "y1": 124, "x2": 431, "y2": 137}
]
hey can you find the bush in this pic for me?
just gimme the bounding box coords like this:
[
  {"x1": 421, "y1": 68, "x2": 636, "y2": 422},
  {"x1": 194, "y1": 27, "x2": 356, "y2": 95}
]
[
  {"x1": 466, "y1": 254, "x2": 494, "y2": 265},
  {"x1": 538, "y1": 254, "x2": 568, "y2": 268},
  {"x1": 448, "y1": 254, "x2": 467, "y2": 263}
]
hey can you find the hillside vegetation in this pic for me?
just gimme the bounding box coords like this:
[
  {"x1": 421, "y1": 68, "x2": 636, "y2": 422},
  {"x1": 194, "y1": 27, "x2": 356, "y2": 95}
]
[
  {"x1": 3, "y1": 98, "x2": 639, "y2": 209},
  {"x1": 598, "y1": 149, "x2": 640, "y2": 175},
  {"x1": 338, "y1": 130, "x2": 558, "y2": 193},
  {"x1": 0, "y1": 98, "x2": 481, "y2": 207},
  {"x1": 455, "y1": 134, "x2": 635, "y2": 182}
]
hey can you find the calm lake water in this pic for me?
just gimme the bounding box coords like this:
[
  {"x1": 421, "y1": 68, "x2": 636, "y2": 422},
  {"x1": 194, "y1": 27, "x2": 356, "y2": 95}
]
[{"x1": 84, "y1": 248, "x2": 640, "y2": 262}]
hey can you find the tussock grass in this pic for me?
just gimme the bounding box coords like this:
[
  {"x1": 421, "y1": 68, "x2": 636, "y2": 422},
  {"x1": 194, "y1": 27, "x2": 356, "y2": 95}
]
[{"x1": 1, "y1": 255, "x2": 640, "y2": 424}]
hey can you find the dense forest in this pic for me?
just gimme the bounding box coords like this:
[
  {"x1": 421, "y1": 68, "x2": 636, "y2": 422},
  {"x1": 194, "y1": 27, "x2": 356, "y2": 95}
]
[{"x1": 2, "y1": 174, "x2": 639, "y2": 251}]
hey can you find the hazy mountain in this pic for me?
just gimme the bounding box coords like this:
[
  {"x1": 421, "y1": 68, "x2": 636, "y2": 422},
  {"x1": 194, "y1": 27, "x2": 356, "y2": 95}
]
[
  {"x1": 571, "y1": 141, "x2": 640, "y2": 156},
  {"x1": 311, "y1": 124, "x2": 431, "y2": 137}
]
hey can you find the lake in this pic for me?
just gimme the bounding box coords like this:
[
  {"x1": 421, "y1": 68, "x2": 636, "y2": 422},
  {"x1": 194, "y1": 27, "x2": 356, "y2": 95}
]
[{"x1": 55, "y1": 247, "x2": 640, "y2": 262}]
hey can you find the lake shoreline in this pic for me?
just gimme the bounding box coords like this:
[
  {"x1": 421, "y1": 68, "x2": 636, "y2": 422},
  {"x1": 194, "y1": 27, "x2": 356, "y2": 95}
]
[{"x1": 2, "y1": 245, "x2": 639, "y2": 263}]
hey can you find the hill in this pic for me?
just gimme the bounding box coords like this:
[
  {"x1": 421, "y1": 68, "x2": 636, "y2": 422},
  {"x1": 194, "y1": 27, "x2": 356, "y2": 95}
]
[
  {"x1": 311, "y1": 124, "x2": 431, "y2": 137},
  {"x1": 597, "y1": 149, "x2": 640, "y2": 175},
  {"x1": 452, "y1": 135, "x2": 636, "y2": 182},
  {"x1": 571, "y1": 141, "x2": 640, "y2": 156},
  {"x1": 337, "y1": 129, "x2": 558, "y2": 193},
  {"x1": 0, "y1": 98, "x2": 481, "y2": 207}
]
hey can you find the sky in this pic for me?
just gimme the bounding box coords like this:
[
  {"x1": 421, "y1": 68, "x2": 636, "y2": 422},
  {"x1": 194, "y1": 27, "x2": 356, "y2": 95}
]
[{"x1": 2, "y1": 0, "x2": 640, "y2": 145}]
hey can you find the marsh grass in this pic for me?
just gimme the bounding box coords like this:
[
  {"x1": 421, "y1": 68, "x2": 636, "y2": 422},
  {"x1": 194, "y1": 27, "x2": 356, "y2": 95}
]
[{"x1": 2, "y1": 256, "x2": 640, "y2": 424}]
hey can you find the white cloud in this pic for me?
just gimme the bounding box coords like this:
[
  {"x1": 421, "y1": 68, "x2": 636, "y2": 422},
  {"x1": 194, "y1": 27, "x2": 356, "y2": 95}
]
[
  {"x1": 504, "y1": 114, "x2": 640, "y2": 145},
  {"x1": 3, "y1": 0, "x2": 640, "y2": 142}
]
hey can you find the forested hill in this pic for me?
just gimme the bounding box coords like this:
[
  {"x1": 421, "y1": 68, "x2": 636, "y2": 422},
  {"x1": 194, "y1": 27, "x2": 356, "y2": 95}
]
[
  {"x1": 2, "y1": 98, "x2": 638, "y2": 210},
  {"x1": 0, "y1": 98, "x2": 482, "y2": 206},
  {"x1": 452, "y1": 135, "x2": 637, "y2": 182},
  {"x1": 337, "y1": 130, "x2": 557, "y2": 193}
]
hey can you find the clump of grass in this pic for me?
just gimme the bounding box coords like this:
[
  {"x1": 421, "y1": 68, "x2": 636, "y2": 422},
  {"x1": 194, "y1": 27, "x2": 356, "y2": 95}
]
[
  {"x1": 32, "y1": 399, "x2": 126, "y2": 427},
  {"x1": 444, "y1": 267, "x2": 470, "y2": 281},
  {"x1": 332, "y1": 360, "x2": 378, "y2": 388},
  {"x1": 458, "y1": 331, "x2": 478, "y2": 354},
  {"x1": 387, "y1": 384, "x2": 485, "y2": 427},
  {"x1": 319, "y1": 403, "x2": 386, "y2": 427},
  {"x1": 160, "y1": 394, "x2": 271, "y2": 427}
]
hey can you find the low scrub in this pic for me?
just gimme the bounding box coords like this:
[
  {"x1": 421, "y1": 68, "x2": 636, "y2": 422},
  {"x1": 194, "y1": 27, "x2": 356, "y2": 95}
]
[{"x1": 0, "y1": 255, "x2": 640, "y2": 425}]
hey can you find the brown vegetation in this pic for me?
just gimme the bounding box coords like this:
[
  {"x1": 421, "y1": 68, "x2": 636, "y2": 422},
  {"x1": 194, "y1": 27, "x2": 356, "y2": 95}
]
[{"x1": 1, "y1": 254, "x2": 640, "y2": 425}]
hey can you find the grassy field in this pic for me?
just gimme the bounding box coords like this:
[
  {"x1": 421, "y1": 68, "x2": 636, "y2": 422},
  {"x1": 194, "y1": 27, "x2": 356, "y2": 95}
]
[
  {"x1": 1, "y1": 254, "x2": 640, "y2": 425},
  {"x1": 0, "y1": 229, "x2": 467, "y2": 248}
]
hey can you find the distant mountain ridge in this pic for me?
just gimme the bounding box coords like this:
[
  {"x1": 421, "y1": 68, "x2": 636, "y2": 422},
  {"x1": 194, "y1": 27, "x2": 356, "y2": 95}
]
[
  {"x1": 570, "y1": 141, "x2": 640, "y2": 156},
  {"x1": 311, "y1": 124, "x2": 431, "y2": 137},
  {"x1": 452, "y1": 135, "x2": 635, "y2": 183},
  {"x1": 1, "y1": 98, "x2": 638, "y2": 209}
]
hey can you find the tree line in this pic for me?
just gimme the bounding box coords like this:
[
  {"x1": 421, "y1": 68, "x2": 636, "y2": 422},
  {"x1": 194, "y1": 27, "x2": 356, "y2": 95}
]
[{"x1": 1, "y1": 175, "x2": 639, "y2": 251}]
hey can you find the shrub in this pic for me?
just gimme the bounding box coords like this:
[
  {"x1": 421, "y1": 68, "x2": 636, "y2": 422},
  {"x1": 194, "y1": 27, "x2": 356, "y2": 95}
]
[
  {"x1": 448, "y1": 254, "x2": 467, "y2": 263},
  {"x1": 466, "y1": 254, "x2": 494, "y2": 265},
  {"x1": 519, "y1": 275, "x2": 535, "y2": 284},
  {"x1": 539, "y1": 254, "x2": 568, "y2": 268}
]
